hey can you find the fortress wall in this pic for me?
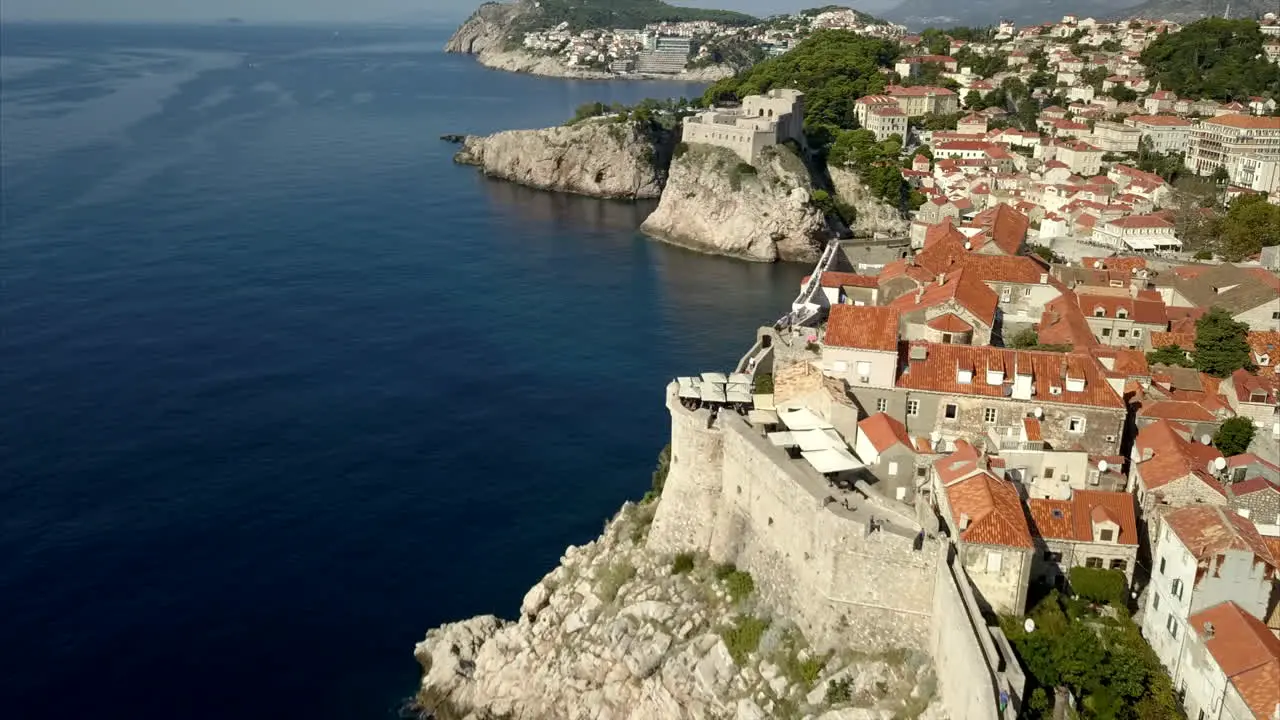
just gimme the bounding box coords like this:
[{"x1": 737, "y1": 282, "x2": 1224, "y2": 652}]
[{"x1": 647, "y1": 384, "x2": 725, "y2": 556}]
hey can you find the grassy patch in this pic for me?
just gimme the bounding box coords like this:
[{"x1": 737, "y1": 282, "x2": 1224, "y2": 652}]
[
  {"x1": 671, "y1": 552, "x2": 695, "y2": 575},
  {"x1": 596, "y1": 560, "x2": 636, "y2": 603},
  {"x1": 714, "y1": 562, "x2": 756, "y2": 602},
  {"x1": 720, "y1": 615, "x2": 770, "y2": 665},
  {"x1": 826, "y1": 677, "x2": 853, "y2": 705},
  {"x1": 774, "y1": 627, "x2": 828, "y2": 690}
]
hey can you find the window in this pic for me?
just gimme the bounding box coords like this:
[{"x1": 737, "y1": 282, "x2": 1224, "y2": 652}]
[
  {"x1": 888, "y1": 461, "x2": 900, "y2": 476},
  {"x1": 833, "y1": 361, "x2": 848, "y2": 372},
  {"x1": 1110, "y1": 559, "x2": 1127, "y2": 571},
  {"x1": 1086, "y1": 557, "x2": 1104, "y2": 568},
  {"x1": 1159, "y1": 556, "x2": 1166, "y2": 574},
  {"x1": 1132, "y1": 329, "x2": 1142, "y2": 339},
  {"x1": 941, "y1": 332, "x2": 954, "y2": 344},
  {"x1": 984, "y1": 407, "x2": 998, "y2": 424},
  {"x1": 907, "y1": 400, "x2": 919, "y2": 417},
  {"x1": 1171, "y1": 578, "x2": 1183, "y2": 600},
  {"x1": 1117, "y1": 308, "x2": 1128, "y2": 319},
  {"x1": 945, "y1": 403, "x2": 958, "y2": 419},
  {"x1": 1001, "y1": 286, "x2": 1012, "y2": 302},
  {"x1": 1100, "y1": 528, "x2": 1114, "y2": 542},
  {"x1": 1068, "y1": 417, "x2": 1086, "y2": 433},
  {"x1": 876, "y1": 398, "x2": 888, "y2": 413},
  {"x1": 916, "y1": 465, "x2": 928, "y2": 478},
  {"x1": 1153, "y1": 593, "x2": 1160, "y2": 611},
  {"x1": 1117, "y1": 329, "x2": 1128, "y2": 339},
  {"x1": 1094, "y1": 307, "x2": 1106, "y2": 317},
  {"x1": 1101, "y1": 328, "x2": 1112, "y2": 337},
  {"x1": 1024, "y1": 287, "x2": 1033, "y2": 297},
  {"x1": 986, "y1": 551, "x2": 1003, "y2": 573},
  {"x1": 1166, "y1": 614, "x2": 1178, "y2": 639},
  {"x1": 1272, "y1": 311, "x2": 1279, "y2": 320}
]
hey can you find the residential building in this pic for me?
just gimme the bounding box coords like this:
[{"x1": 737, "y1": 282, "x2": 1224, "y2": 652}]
[
  {"x1": 1089, "y1": 121, "x2": 1142, "y2": 154},
  {"x1": 865, "y1": 103, "x2": 907, "y2": 141},
  {"x1": 1184, "y1": 115, "x2": 1280, "y2": 178},
  {"x1": 1220, "y1": 370, "x2": 1279, "y2": 432},
  {"x1": 818, "y1": 305, "x2": 900, "y2": 390},
  {"x1": 934, "y1": 442, "x2": 1035, "y2": 615},
  {"x1": 1089, "y1": 214, "x2": 1182, "y2": 254},
  {"x1": 1175, "y1": 601, "x2": 1280, "y2": 720},
  {"x1": 1142, "y1": 506, "x2": 1277, "y2": 683},
  {"x1": 682, "y1": 88, "x2": 805, "y2": 164},
  {"x1": 1130, "y1": 420, "x2": 1228, "y2": 521},
  {"x1": 854, "y1": 412, "x2": 932, "y2": 504},
  {"x1": 1027, "y1": 489, "x2": 1140, "y2": 586},
  {"x1": 1165, "y1": 264, "x2": 1280, "y2": 332},
  {"x1": 890, "y1": 269, "x2": 998, "y2": 346},
  {"x1": 1056, "y1": 140, "x2": 1104, "y2": 176},
  {"x1": 884, "y1": 85, "x2": 960, "y2": 117},
  {"x1": 1124, "y1": 115, "x2": 1192, "y2": 154},
  {"x1": 1075, "y1": 288, "x2": 1169, "y2": 349}
]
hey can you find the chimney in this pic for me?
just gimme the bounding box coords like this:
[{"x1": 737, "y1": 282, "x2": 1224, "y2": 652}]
[
  {"x1": 1203, "y1": 621, "x2": 1215, "y2": 639},
  {"x1": 1142, "y1": 447, "x2": 1154, "y2": 461},
  {"x1": 936, "y1": 273, "x2": 946, "y2": 286},
  {"x1": 959, "y1": 513, "x2": 971, "y2": 530}
]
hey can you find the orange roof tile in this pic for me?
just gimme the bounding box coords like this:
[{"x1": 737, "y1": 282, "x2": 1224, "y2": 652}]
[
  {"x1": 1165, "y1": 505, "x2": 1278, "y2": 569},
  {"x1": 858, "y1": 412, "x2": 916, "y2": 454},
  {"x1": 943, "y1": 466, "x2": 1035, "y2": 549},
  {"x1": 1028, "y1": 490, "x2": 1138, "y2": 545},
  {"x1": 824, "y1": 305, "x2": 900, "y2": 352},
  {"x1": 927, "y1": 313, "x2": 974, "y2": 332},
  {"x1": 890, "y1": 268, "x2": 998, "y2": 326},
  {"x1": 1187, "y1": 602, "x2": 1280, "y2": 720},
  {"x1": 1203, "y1": 114, "x2": 1280, "y2": 130},
  {"x1": 1134, "y1": 419, "x2": 1226, "y2": 494},
  {"x1": 1076, "y1": 291, "x2": 1168, "y2": 325},
  {"x1": 898, "y1": 343, "x2": 1124, "y2": 409},
  {"x1": 1038, "y1": 291, "x2": 1100, "y2": 348},
  {"x1": 1023, "y1": 417, "x2": 1043, "y2": 441}
]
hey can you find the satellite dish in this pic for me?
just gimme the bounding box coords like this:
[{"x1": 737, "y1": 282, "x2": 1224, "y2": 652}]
[
  {"x1": 1024, "y1": 618, "x2": 1036, "y2": 633},
  {"x1": 1097, "y1": 460, "x2": 1109, "y2": 473},
  {"x1": 1200, "y1": 434, "x2": 1212, "y2": 445},
  {"x1": 1214, "y1": 457, "x2": 1227, "y2": 471},
  {"x1": 1034, "y1": 407, "x2": 1043, "y2": 418},
  {"x1": 964, "y1": 241, "x2": 973, "y2": 250}
]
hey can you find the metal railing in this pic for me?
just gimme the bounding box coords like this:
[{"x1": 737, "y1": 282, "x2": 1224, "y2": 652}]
[{"x1": 775, "y1": 238, "x2": 841, "y2": 329}]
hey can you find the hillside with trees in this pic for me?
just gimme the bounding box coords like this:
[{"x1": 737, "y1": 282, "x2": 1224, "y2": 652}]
[
  {"x1": 514, "y1": 0, "x2": 759, "y2": 33},
  {"x1": 1140, "y1": 18, "x2": 1280, "y2": 101}
]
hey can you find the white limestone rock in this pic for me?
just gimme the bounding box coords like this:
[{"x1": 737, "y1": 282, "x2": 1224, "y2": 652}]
[
  {"x1": 827, "y1": 166, "x2": 909, "y2": 238},
  {"x1": 519, "y1": 581, "x2": 550, "y2": 620},
  {"x1": 455, "y1": 121, "x2": 669, "y2": 200},
  {"x1": 640, "y1": 144, "x2": 828, "y2": 263}
]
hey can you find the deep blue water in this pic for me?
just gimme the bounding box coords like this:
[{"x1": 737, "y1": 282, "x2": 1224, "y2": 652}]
[{"x1": 0, "y1": 22, "x2": 806, "y2": 719}]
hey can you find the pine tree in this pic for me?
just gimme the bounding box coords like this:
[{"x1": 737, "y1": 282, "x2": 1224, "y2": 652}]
[{"x1": 1193, "y1": 308, "x2": 1251, "y2": 378}]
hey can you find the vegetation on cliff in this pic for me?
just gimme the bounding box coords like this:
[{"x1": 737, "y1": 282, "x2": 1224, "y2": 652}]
[
  {"x1": 1140, "y1": 18, "x2": 1280, "y2": 101},
  {"x1": 513, "y1": 0, "x2": 758, "y2": 33}
]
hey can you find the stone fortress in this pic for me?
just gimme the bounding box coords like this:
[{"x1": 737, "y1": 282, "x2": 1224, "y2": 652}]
[{"x1": 681, "y1": 89, "x2": 806, "y2": 164}]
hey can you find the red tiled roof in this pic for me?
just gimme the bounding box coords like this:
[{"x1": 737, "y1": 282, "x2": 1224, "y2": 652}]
[
  {"x1": 1125, "y1": 114, "x2": 1191, "y2": 127},
  {"x1": 1075, "y1": 291, "x2": 1168, "y2": 325},
  {"x1": 1038, "y1": 291, "x2": 1100, "y2": 348},
  {"x1": 1082, "y1": 256, "x2": 1148, "y2": 273},
  {"x1": 1203, "y1": 114, "x2": 1280, "y2": 130},
  {"x1": 890, "y1": 268, "x2": 998, "y2": 326},
  {"x1": 1164, "y1": 505, "x2": 1278, "y2": 568},
  {"x1": 886, "y1": 84, "x2": 957, "y2": 97},
  {"x1": 1230, "y1": 368, "x2": 1279, "y2": 405},
  {"x1": 965, "y1": 203, "x2": 1029, "y2": 255},
  {"x1": 801, "y1": 271, "x2": 879, "y2": 290},
  {"x1": 1231, "y1": 476, "x2": 1280, "y2": 496},
  {"x1": 1187, "y1": 602, "x2": 1280, "y2": 720},
  {"x1": 1023, "y1": 417, "x2": 1043, "y2": 441},
  {"x1": 1087, "y1": 346, "x2": 1150, "y2": 378},
  {"x1": 1028, "y1": 490, "x2": 1139, "y2": 546},
  {"x1": 898, "y1": 343, "x2": 1125, "y2": 409},
  {"x1": 926, "y1": 313, "x2": 974, "y2": 332},
  {"x1": 942, "y1": 464, "x2": 1035, "y2": 549},
  {"x1": 858, "y1": 412, "x2": 916, "y2": 454},
  {"x1": 1134, "y1": 419, "x2": 1226, "y2": 494},
  {"x1": 824, "y1": 305, "x2": 900, "y2": 352}
]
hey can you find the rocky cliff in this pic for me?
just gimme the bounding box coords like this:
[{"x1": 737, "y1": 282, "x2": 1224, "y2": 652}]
[
  {"x1": 827, "y1": 167, "x2": 909, "y2": 238},
  {"x1": 640, "y1": 145, "x2": 829, "y2": 263},
  {"x1": 414, "y1": 501, "x2": 946, "y2": 720},
  {"x1": 445, "y1": 1, "x2": 733, "y2": 81},
  {"x1": 455, "y1": 120, "x2": 673, "y2": 200}
]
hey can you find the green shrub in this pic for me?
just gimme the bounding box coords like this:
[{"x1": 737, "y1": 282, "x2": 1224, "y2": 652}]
[
  {"x1": 736, "y1": 161, "x2": 757, "y2": 175},
  {"x1": 825, "y1": 677, "x2": 853, "y2": 704},
  {"x1": 714, "y1": 562, "x2": 738, "y2": 580},
  {"x1": 642, "y1": 444, "x2": 672, "y2": 504},
  {"x1": 596, "y1": 560, "x2": 636, "y2": 602},
  {"x1": 673, "y1": 141, "x2": 689, "y2": 159},
  {"x1": 752, "y1": 373, "x2": 774, "y2": 394},
  {"x1": 671, "y1": 552, "x2": 696, "y2": 575},
  {"x1": 724, "y1": 568, "x2": 755, "y2": 602},
  {"x1": 1068, "y1": 566, "x2": 1127, "y2": 607},
  {"x1": 720, "y1": 615, "x2": 770, "y2": 664},
  {"x1": 1193, "y1": 249, "x2": 1213, "y2": 260},
  {"x1": 810, "y1": 188, "x2": 835, "y2": 214},
  {"x1": 1214, "y1": 416, "x2": 1256, "y2": 457}
]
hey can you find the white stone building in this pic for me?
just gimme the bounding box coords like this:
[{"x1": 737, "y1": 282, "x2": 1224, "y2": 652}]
[{"x1": 681, "y1": 89, "x2": 805, "y2": 164}]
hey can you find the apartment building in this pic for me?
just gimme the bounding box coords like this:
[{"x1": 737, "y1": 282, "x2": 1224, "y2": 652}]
[
  {"x1": 1184, "y1": 114, "x2": 1280, "y2": 177},
  {"x1": 883, "y1": 84, "x2": 960, "y2": 117},
  {"x1": 1027, "y1": 489, "x2": 1140, "y2": 586},
  {"x1": 1124, "y1": 115, "x2": 1192, "y2": 154},
  {"x1": 1089, "y1": 121, "x2": 1142, "y2": 154}
]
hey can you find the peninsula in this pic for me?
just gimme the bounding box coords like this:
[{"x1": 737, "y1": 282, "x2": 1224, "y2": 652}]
[{"x1": 445, "y1": 1, "x2": 903, "y2": 81}]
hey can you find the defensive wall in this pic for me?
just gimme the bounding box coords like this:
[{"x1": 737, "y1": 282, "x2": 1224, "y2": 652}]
[{"x1": 648, "y1": 381, "x2": 1026, "y2": 719}]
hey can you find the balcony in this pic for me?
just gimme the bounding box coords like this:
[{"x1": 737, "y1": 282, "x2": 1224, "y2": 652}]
[{"x1": 988, "y1": 427, "x2": 1045, "y2": 452}]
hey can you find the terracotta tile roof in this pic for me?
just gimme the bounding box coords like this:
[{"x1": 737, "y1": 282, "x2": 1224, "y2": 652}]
[
  {"x1": 1187, "y1": 602, "x2": 1280, "y2": 720},
  {"x1": 1231, "y1": 476, "x2": 1280, "y2": 496},
  {"x1": 1226, "y1": 453, "x2": 1280, "y2": 473},
  {"x1": 942, "y1": 463, "x2": 1035, "y2": 549},
  {"x1": 1138, "y1": 400, "x2": 1219, "y2": 422},
  {"x1": 926, "y1": 313, "x2": 974, "y2": 332},
  {"x1": 1134, "y1": 419, "x2": 1226, "y2": 494},
  {"x1": 1125, "y1": 114, "x2": 1191, "y2": 127},
  {"x1": 1230, "y1": 369, "x2": 1279, "y2": 405},
  {"x1": 885, "y1": 84, "x2": 957, "y2": 97},
  {"x1": 1038, "y1": 291, "x2": 1100, "y2": 348},
  {"x1": 1164, "y1": 505, "x2": 1278, "y2": 569},
  {"x1": 802, "y1": 271, "x2": 880, "y2": 290},
  {"x1": 1150, "y1": 331, "x2": 1194, "y2": 349},
  {"x1": 824, "y1": 305, "x2": 900, "y2": 352},
  {"x1": 964, "y1": 203, "x2": 1030, "y2": 255},
  {"x1": 892, "y1": 268, "x2": 998, "y2": 326},
  {"x1": 1075, "y1": 291, "x2": 1168, "y2": 325},
  {"x1": 858, "y1": 412, "x2": 916, "y2": 454},
  {"x1": 1202, "y1": 114, "x2": 1280, "y2": 130},
  {"x1": 1107, "y1": 214, "x2": 1174, "y2": 230},
  {"x1": 1023, "y1": 417, "x2": 1043, "y2": 441},
  {"x1": 898, "y1": 343, "x2": 1124, "y2": 409},
  {"x1": 1247, "y1": 331, "x2": 1280, "y2": 377},
  {"x1": 1087, "y1": 347, "x2": 1150, "y2": 377},
  {"x1": 1082, "y1": 256, "x2": 1148, "y2": 273},
  {"x1": 1028, "y1": 490, "x2": 1139, "y2": 545}
]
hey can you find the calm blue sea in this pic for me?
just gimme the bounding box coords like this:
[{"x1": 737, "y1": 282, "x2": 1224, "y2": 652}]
[{"x1": 0, "y1": 22, "x2": 806, "y2": 719}]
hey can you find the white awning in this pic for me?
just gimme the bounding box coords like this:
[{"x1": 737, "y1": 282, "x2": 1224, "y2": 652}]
[
  {"x1": 801, "y1": 447, "x2": 863, "y2": 474},
  {"x1": 701, "y1": 372, "x2": 728, "y2": 384},
  {"x1": 700, "y1": 383, "x2": 727, "y2": 403},
  {"x1": 767, "y1": 431, "x2": 797, "y2": 447},
  {"x1": 777, "y1": 407, "x2": 832, "y2": 431},
  {"x1": 792, "y1": 428, "x2": 847, "y2": 452},
  {"x1": 1123, "y1": 237, "x2": 1155, "y2": 251},
  {"x1": 726, "y1": 388, "x2": 752, "y2": 403},
  {"x1": 676, "y1": 377, "x2": 702, "y2": 399},
  {"x1": 728, "y1": 373, "x2": 752, "y2": 385},
  {"x1": 748, "y1": 409, "x2": 780, "y2": 426},
  {"x1": 1152, "y1": 237, "x2": 1182, "y2": 249},
  {"x1": 753, "y1": 393, "x2": 776, "y2": 411}
]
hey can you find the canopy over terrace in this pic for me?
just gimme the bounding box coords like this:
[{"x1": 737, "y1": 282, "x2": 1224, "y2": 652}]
[
  {"x1": 776, "y1": 407, "x2": 832, "y2": 431},
  {"x1": 801, "y1": 447, "x2": 863, "y2": 474}
]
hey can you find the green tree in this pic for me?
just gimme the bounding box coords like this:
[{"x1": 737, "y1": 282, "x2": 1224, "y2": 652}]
[
  {"x1": 965, "y1": 89, "x2": 984, "y2": 109},
  {"x1": 1068, "y1": 567, "x2": 1127, "y2": 607},
  {"x1": 1194, "y1": 308, "x2": 1252, "y2": 377},
  {"x1": 1140, "y1": 18, "x2": 1280, "y2": 101},
  {"x1": 1147, "y1": 345, "x2": 1192, "y2": 367},
  {"x1": 1214, "y1": 416, "x2": 1256, "y2": 457},
  {"x1": 1016, "y1": 98, "x2": 1040, "y2": 132},
  {"x1": 1219, "y1": 194, "x2": 1280, "y2": 261},
  {"x1": 1009, "y1": 328, "x2": 1040, "y2": 349}
]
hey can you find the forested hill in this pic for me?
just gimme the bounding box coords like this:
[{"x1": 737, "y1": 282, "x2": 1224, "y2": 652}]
[
  {"x1": 1124, "y1": 0, "x2": 1278, "y2": 23},
  {"x1": 883, "y1": 0, "x2": 1143, "y2": 30},
  {"x1": 1140, "y1": 18, "x2": 1280, "y2": 101},
  {"x1": 522, "y1": 0, "x2": 759, "y2": 31}
]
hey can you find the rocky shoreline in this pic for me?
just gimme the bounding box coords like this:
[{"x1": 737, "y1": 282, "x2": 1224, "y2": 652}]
[{"x1": 411, "y1": 501, "x2": 947, "y2": 720}]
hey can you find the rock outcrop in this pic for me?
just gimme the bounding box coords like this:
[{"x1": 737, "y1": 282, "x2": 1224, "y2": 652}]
[
  {"x1": 828, "y1": 167, "x2": 909, "y2": 238},
  {"x1": 640, "y1": 145, "x2": 829, "y2": 263},
  {"x1": 445, "y1": 1, "x2": 733, "y2": 81},
  {"x1": 455, "y1": 120, "x2": 673, "y2": 200},
  {"x1": 414, "y1": 502, "x2": 947, "y2": 720}
]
